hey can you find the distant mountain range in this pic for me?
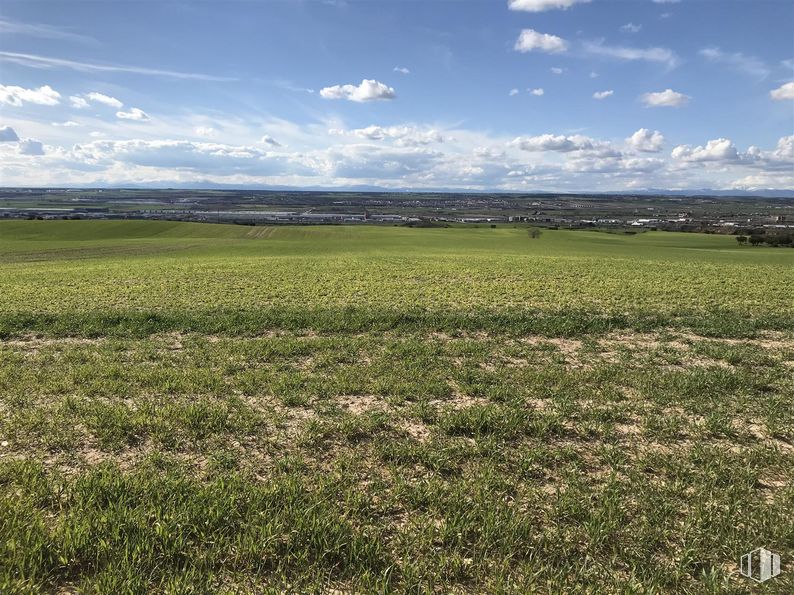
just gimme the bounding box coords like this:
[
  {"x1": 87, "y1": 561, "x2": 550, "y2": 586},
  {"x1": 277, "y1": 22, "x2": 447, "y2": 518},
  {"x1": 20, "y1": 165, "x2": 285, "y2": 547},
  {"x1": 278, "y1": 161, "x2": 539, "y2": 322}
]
[{"x1": 4, "y1": 182, "x2": 794, "y2": 199}]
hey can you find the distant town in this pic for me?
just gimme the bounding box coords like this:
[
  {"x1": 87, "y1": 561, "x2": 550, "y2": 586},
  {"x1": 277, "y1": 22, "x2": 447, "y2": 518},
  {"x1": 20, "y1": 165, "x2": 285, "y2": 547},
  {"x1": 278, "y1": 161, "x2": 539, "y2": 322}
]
[{"x1": 1, "y1": 188, "x2": 792, "y2": 234}]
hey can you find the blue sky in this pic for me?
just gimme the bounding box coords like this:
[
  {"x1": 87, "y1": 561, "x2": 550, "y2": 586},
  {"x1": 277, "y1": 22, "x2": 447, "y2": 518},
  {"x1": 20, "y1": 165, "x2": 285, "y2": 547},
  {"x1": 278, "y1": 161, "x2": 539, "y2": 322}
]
[{"x1": 1, "y1": 0, "x2": 792, "y2": 191}]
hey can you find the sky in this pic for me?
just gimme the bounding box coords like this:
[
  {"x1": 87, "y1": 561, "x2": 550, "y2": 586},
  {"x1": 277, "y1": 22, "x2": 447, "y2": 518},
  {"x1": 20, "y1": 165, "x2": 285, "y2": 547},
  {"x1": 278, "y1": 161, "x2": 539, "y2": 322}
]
[{"x1": 0, "y1": 0, "x2": 793, "y2": 192}]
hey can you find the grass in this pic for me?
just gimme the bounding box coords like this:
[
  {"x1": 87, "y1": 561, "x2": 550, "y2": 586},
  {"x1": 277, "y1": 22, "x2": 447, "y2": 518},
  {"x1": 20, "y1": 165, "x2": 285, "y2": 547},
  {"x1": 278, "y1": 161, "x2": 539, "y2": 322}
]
[{"x1": 0, "y1": 221, "x2": 792, "y2": 593}]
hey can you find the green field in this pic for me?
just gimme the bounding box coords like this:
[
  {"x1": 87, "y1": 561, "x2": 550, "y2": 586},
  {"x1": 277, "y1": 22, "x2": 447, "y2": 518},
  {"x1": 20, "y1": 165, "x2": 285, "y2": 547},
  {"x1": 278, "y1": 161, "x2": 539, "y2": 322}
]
[{"x1": 1, "y1": 221, "x2": 792, "y2": 593}]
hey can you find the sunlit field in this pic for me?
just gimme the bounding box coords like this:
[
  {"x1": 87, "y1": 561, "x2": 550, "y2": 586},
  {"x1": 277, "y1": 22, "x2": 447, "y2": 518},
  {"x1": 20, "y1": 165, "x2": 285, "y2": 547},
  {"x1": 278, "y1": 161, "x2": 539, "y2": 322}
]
[{"x1": 1, "y1": 221, "x2": 792, "y2": 592}]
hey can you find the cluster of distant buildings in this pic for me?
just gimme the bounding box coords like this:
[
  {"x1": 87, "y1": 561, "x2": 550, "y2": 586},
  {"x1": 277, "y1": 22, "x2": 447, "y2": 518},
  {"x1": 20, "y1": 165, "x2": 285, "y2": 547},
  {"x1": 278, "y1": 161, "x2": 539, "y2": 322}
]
[{"x1": 2, "y1": 198, "x2": 791, "y2": 231}]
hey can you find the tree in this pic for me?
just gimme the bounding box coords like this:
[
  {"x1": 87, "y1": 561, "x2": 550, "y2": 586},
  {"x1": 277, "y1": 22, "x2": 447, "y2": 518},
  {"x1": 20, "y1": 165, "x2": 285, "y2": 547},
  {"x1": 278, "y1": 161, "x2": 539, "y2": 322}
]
[
  {"x1": 528, "y1": 227, "x2": 542, "y2": 239},
  {"x1": 736, "y1": 236, "x2": 747, "y2": 245},
  {"x1": 749, "y1": 235, "x2": 764, "y2": 246}
]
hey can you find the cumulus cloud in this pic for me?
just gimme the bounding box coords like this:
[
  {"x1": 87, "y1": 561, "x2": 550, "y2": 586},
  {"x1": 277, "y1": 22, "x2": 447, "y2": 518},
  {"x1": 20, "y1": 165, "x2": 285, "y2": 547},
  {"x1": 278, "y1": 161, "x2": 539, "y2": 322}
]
[
  {"x1": 86, "y1": 92, "x2": 123, "y2": 108},
  {"x1": 52, "y1": 121, "x2": 80, "y2": 127},
  {"x1": 641, "y1": 89, "x2": 690, "y2": 107},
  {"x1": 550, "y1": 67, "x2": 565, "y2": 74},
  {"x1": 739, "y1": 135, "x2": 794, "y2": 170},
  {"x1": 583, "y1": 40, "x2": 677, "y2": 68},
  {"x1": 64, "y1": 139, "x2": 310, "y2": 177},
  {"x1": 619, "y1": 157, "x2": 665, "y2": 172},
  {"x1": 70, "y1": 95, "x2": 89, "y2": 109},
  {"x1": 627, "y1": 128, "x2": 664, "y2": 152},
  {"x1": 508, "y1": 0, "x2": 590, "y2": 12},
  {"x1": 473, "y1": 147, "x2": 506, "y2": 159},
  {"x1": 18, "y1": 139, "x2": 44, "y2": 155},
  {"x1": 620, "y1": 23, "x2": 642, "y2": 33},
  {"x1": 529, "y1": 88, "x2": 544, "y2": 96},
  {"x1": 511, "y1": 133, "x2": 599, "y2": 153},
  {"x1": 3, "y1": 115, "x2": 790, "y2": 192},
  {"x1": 318, "y1": 144, "x2": 443, "y2": 179},
  {"x1": 0, "y1": 126, "x2": 20, "y2": 142},
  {"x1": 338, "y1": 125, "x2": 443, "y2": 146},
  {"x1": 116, "y1": 107, "x2": 150, "y2": 121},
  {"x1": 260, "y1": 135, "x2": 282, "y2": 147},
  {"x1": 730, "y1": 172, "x2": 794, "y2": 191},
  {"x1": 194, "y1": 126, "x2": 216, "y2": 137},
  {"x1": 509, "y1": 88, "x2": 520, "y2": 96},
  {"x1": 593, "y1": 90, "x2": 614, "y2": 99},
  {"x1": 773, "y1": 135, "x2": 794, "y2": 160},
  {"x1": 699, "y1": 47, "x2": 769, "y2": 78},
  {"x1": 0, "y1": 84, "x2": 60, "y2": 106},
  {"x1": 514, "y1": 29, "x2": 568, "y2": 53},
  {"x1": 671, "y1": 138, "x2": 739, "y2": 162},
  {"x1": 770, "y1": 81, "x2": 794, "y2": 100},
  {"x1": 52, "y1": 138, "x2": 443, "y2": 186},
  {"x1": 320, "y1": 79, "x2": 396, "y2": 102},
  {"x1": 393, "y1": 66, "x2": 410, "y2": 75}
]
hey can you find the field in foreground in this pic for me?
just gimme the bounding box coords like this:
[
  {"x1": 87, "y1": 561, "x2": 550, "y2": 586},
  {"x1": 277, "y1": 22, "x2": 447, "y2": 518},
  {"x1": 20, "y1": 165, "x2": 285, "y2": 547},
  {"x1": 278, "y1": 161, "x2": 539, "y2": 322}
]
[{"x1": 0, "y1": 221, "x2": 792, "y2": 593}]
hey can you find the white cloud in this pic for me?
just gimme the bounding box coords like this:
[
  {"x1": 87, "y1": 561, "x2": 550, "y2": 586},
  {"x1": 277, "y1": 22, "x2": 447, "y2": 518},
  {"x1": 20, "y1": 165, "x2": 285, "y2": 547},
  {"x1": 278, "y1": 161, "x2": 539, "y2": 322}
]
[
  {"x1": 627, "y1": 128, "x2": 664, "y2": 152},
  {"x1": 0, "y1": 84, "x2": 60, "y2": 106},
  {"x1": 739, "y1": 135, "x2": 794, "y2": 169},
  {"x1": 2, "y1": 115, "x2": 790, "y2": 192},
  {"x1": 529, "y1": 88, "x2": 545, "y2": 96},
  {"x1": 52, "y1": 121, "x2": 80, "y2": 127},
  {"x1": 116, "y1": 107, "x2": 150, "y2": 121},
  {"x1": 18, "y1": 139, "x2": 44, "y2": 155},
  {"x1": 272, "y1": 80, "x2": 314, "y2": 94},
  {"x1": 511, "y1": 133, "x2": 599, "y2": 152},
  {"x1": 583, "y1": 40, "x2": 678, "y2": 68},
  {"x1": 473, "y1": 147, "x2": 506, "y2": 159},
  {"x1": 0, "y1": 17, "x2": 97, "y2": 44},
  {"x1": 589, "y1": 71, "x2": 598, "y2": 78},
  {"x1": 316, "y1": 144, "x2": 443, "y2": 179},
  {"x1": 770, "y1": 81, "x2": 794, "y2": 100},
  {"x1": 699, "y1": 47, "x2": 769, "y2": 78},
  {"x1": 64, "y1": 139, "x2": 307, "y2": 176},
  {"x1": 509, "y1": 88, "x2": 520, "y2": 96},
  {"x1": 620, "y1": 23, "x2": 642, "y2": 33},
  {"x1": 70, "y1": 95, "x2": 89, "y2": 109},
  {"x1": 641, "y1": 89, "x2": 690, "y2": 107},
  {"x1": 260, "y1": 135, "x2": 282, "y2": 147},
  {"x1": 393, "y1": 66, "x2": 410, "y2": 75},
  {"x1": 0, "y1": 126, "x2": 20, "y2": 142},
  {"x1": 730, "y1": 171, "x2": 794, "y2": 191},
  {"x1": 593, "y1": 90, "x2": 613, "y2": 100},
  {"x1": 0, "y1": 50, "x2": 236, "y2": 81},
  {"x1": 671, "y1": 138, "x2": 738, "y2": 162},
  {"x1": 774, "y1": 135, "x2": 794, "y2": 160},
  {"x1": 86, "y1": 92, "x2": 123, "y2": 108},
  {"x1": 514, "y1": 29, "x2": 568, "y2": 53},
  {"x1": 508, "y1": 0, "x2": 590, "y2": 12},
  {"x1": 194, "y1": 126, "x2": 216, "y2": 137},
  {"x1": 343, "y1": 125, "x2": 443, "y2": 146},
  {"x1": 320, "y1": 79, "x2": 396, "y2": 102},
  {"x1": 620, "y1": 157, "x2": 665, "y2": 172},
  {"x1": 551, "y1": 67, "x2": 565, "y2": 74}
]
